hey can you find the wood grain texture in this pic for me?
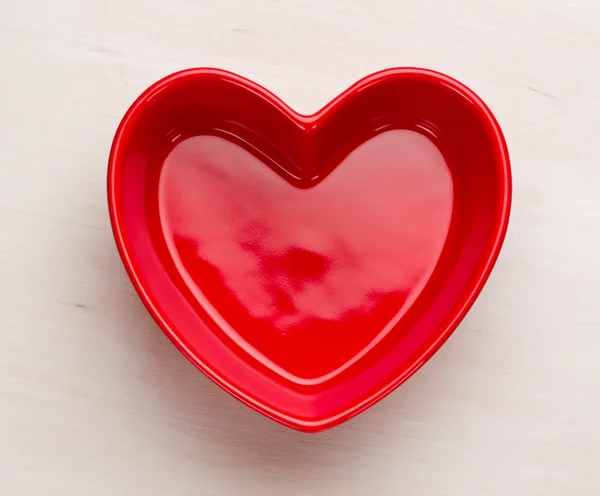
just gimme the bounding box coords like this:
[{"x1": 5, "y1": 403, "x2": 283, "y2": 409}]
[{"x1": 1, "y1": 1, "x2": 599, "y2": 494}]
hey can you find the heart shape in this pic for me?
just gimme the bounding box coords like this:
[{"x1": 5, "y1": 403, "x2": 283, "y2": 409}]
[{"x1": 108, "y1": 68, "x2": 511, "y2": 432}]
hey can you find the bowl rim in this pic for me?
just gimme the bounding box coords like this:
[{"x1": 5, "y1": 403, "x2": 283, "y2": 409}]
[{"x1": 107, "y1": 67, "x2": 512, "y2": 432}]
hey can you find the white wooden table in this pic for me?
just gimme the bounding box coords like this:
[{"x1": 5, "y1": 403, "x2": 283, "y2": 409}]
[{"x1": 1, "y1": 1, "x2": 599, "y2": 494}]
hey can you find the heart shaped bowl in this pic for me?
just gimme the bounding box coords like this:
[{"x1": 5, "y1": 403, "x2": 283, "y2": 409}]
[{"x1": 108, "y1": 68, "x2": 511, "y2": 432}]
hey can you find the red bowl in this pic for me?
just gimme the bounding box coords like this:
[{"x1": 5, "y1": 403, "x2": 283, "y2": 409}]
[{"x1": 108, "y1": 68, "x2": 511, "y2": 432}]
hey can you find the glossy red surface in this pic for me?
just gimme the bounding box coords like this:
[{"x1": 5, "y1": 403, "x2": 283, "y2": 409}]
[{"x1": 108, "y1": 68, "x2": 511, "y2": 432}]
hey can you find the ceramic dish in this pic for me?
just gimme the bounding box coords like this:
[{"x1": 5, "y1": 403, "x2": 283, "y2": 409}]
[{"x1": 107, "y1": 68, "x2": 511, "y2": 432}]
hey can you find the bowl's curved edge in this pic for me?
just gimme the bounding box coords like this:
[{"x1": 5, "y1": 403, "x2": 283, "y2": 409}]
[{"x1": 107, "y1": 67, "x2": 512, "y2": 433}]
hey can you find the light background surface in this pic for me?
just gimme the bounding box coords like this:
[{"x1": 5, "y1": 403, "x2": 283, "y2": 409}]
[{"x1": 1, "y1": 1, "x2": 599, "y2": 494}]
